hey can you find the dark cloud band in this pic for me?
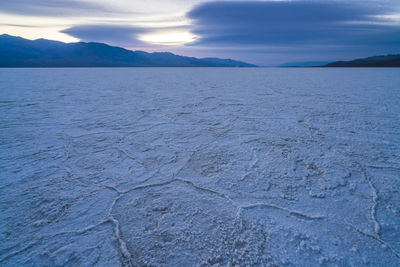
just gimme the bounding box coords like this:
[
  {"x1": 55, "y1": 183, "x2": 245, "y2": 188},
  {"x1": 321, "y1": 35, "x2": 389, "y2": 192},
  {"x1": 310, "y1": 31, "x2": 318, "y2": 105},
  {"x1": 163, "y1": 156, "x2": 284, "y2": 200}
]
[
  {"x1": 61, "y1": 24, "x2": 192, "y2": 48},
  {"x1": 187, "y1": 1, "x2": 400, "y2": 48},
  {"x1": 61, "y1": 25, "x2": 147, "y2": 46}
]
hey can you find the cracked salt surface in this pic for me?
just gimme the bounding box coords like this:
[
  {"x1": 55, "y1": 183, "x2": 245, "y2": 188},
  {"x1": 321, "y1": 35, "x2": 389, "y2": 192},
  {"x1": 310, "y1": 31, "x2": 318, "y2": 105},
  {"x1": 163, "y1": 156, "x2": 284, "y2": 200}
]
[{"x1": 0, "y1": 68, "x2": 399, "y2": 266}]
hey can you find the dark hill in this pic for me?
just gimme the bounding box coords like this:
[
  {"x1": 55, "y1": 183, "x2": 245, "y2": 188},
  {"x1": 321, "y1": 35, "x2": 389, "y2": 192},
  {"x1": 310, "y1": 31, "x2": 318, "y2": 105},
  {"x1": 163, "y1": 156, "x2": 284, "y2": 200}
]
[{"x1": 323, "y1": 54, "x2": 400, "y2": 67}]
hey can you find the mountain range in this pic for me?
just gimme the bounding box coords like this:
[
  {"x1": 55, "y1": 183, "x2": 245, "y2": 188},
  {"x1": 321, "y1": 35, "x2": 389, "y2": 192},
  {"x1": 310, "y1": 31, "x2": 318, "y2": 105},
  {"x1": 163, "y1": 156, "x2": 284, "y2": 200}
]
[
  {"x1": 0, "y1": 34, "x2": 256, "y2": 67},
  {"x1": 1, "y1": 34, "x2": 398, "y2": 68},
  {"x1": 322, "y1": 54, "x2": 400, "y2": 67}
]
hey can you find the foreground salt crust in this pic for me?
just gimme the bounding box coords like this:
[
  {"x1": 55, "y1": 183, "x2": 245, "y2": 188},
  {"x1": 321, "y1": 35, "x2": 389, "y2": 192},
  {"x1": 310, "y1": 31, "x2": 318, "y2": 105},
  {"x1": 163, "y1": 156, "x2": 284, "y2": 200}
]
[{"x1": 0, "y1": 68, "x2": 399, "y2": 266}]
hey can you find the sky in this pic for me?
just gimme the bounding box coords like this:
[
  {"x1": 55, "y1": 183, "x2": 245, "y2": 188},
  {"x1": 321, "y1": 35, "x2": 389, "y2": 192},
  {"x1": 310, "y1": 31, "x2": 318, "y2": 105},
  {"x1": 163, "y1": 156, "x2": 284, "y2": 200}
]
[{"x1": 0, "y1": 0, "x2": 399, "y2": 65}]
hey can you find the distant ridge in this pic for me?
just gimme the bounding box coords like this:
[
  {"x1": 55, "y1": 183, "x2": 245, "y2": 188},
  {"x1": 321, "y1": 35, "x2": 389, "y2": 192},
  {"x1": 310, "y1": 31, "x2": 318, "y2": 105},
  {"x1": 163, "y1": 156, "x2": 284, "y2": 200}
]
[
  {"x1": 0, "y1": 34, "x2": 257, "y2": 67},
  {"x1": 322, "y1": 54, "x2": 400, "y2": 67},
  {"x1": 279, "y1": 61, "x2": 331, "y2": 67}
]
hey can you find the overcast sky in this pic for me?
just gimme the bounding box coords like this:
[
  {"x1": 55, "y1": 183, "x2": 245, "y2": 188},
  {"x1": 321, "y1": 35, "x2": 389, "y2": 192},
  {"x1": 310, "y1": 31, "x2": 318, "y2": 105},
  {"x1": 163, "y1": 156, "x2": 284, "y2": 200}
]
[{"x1": 1, "y1": 0, "x2": 399, "y2": 65}]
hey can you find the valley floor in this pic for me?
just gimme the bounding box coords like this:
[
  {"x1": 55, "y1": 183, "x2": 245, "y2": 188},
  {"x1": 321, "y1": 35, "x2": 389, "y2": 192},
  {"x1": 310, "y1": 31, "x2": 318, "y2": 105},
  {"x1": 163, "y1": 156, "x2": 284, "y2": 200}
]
[{"x1": 1, "y1": 68, "x2": 399, "y2": 266}]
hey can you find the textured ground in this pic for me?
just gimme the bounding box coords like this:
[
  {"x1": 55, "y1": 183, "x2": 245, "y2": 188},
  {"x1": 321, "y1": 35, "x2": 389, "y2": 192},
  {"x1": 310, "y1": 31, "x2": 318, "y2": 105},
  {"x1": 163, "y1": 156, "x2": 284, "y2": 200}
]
[{"x1": 0, "y1": 68, "x2": 399, "y2": 266}]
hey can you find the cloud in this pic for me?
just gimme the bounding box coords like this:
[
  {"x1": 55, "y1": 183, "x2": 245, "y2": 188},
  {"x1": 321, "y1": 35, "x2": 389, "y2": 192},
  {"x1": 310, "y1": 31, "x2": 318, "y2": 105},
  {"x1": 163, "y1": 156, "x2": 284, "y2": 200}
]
[
  {"x1": 61, "y1": 24, "x2": 193, "y2": 48},
  {"x1": 187, "y1": 1, "x2": 400, "y2": 49},
  {"x1": 61, "y1": 25, "x2": 147, "y2": 46},
  {"x1": 0, "y1": 0, "x2": 110, "y2": 16}
]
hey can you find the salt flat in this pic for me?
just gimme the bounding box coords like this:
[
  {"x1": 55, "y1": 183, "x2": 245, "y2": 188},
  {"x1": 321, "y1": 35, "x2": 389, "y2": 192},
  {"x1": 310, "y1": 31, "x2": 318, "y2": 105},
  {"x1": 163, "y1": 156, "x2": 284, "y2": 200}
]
[{"x1": 0, "y1": 68, "x2": 399, "y2": 266}]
